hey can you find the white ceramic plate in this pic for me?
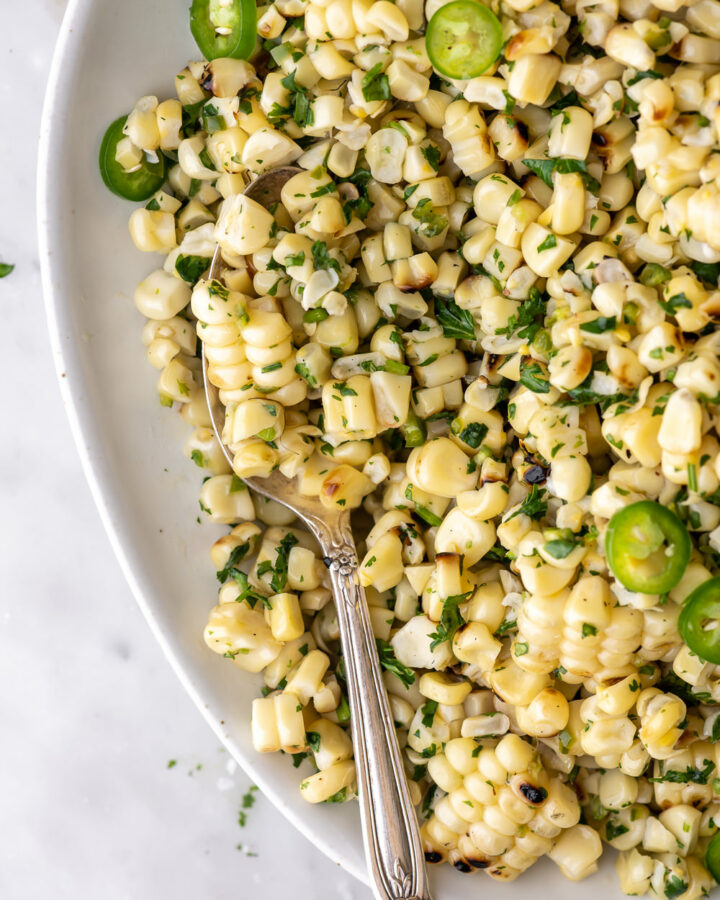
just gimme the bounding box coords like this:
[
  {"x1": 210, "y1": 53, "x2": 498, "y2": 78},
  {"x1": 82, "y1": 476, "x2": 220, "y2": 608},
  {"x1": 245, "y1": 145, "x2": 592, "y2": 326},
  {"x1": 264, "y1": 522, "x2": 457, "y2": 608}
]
[{"x1": 38, "y1": 2, "x2": 622, "y2": 896}]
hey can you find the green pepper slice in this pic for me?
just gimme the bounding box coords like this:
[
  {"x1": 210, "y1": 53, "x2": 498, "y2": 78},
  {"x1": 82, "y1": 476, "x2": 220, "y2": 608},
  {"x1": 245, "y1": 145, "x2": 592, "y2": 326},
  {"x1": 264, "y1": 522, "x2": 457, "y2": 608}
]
[
  {"x1": 401, "y1": 410, "x2": 427, "y2": 448},
  {"x1": 679, "y1": 577, "x2": 720, "y2": 664},
  {"x1": 99, "y1": 116, "x2": 166, "y2": 201},
  {"x1": 190, "y1": 0, "x2": 257, "y2": 61},
  {"x1": 425, "y1": 0, "x2": 503, "y2": 81},
  {"x1": 707, "y1": 830, "x2": 720, "y2": 881},
  {"x1": 605, "y1": 500, "x2": 690, "y2": 594}
]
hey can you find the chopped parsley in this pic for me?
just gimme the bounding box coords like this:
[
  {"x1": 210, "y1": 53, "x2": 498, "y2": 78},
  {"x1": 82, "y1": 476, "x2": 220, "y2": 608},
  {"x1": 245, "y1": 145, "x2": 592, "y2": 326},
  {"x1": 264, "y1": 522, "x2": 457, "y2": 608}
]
[
  {"x1": 333, "y1": 381, "x2": 358, "y2": 397},
  {"x1": 216, "y1": 542, "x2": 252, "y2": 584},
  {"x1": 536, "y1": 233, "x2": 557, "y2": 253},
  {"x1": 429, "y1": 591, "x2": 472, "y2": 650},
  {"x1": 453, "y1": 421, "x2": 488, "y2": 449},
  {"x1": 580, "y1": 316, "x2": 616, "y2": 333},
  {"x1": 523, "y1": 157, "x2": 600, "y2": 192},
  {"x1": 506, "y1": 485, "x2": 547, "y2": 521},
  {"x1": 605, "y1": 820, "x2": 630, "y2": 842},
  {"x1": 421, "y1": 700, "x2": 438, "y2": 727},
  {"x1": 311, "y1": 241, "x2": 340, "y2": 272},
  {"x1": 664, "y1": 876, "x2": 688, "y2": 899},
  {"x1": 270, "y1": 533, "x2": 299, "y2": 593},
  {"x1": 434, "y1": 297, "x2": 476, "y2": 341},
  {"x1": 376, "y1": 639, "x2": 415, "y2": 687},
  {"x1": 361, "y1": 63, "x2": 391, "y2": 102},
  {"x1": 659, "y1": 292, "x2": 692, "y2": 316},
  {"x1": 494, "y1": 286, "x2": 545, "y2": 343},
  {"x1": 519, "y1": 357, "x2": 550, "y2": 393},
  {"x1": 411, "y1": 198, "x2": 448, "y2": 237},
  {"x1": 649, "y1": 760, "x2": 715, "y2": 784},
  {"x1": 421, "y1": 144, "x2": 441, "y2": 171}
]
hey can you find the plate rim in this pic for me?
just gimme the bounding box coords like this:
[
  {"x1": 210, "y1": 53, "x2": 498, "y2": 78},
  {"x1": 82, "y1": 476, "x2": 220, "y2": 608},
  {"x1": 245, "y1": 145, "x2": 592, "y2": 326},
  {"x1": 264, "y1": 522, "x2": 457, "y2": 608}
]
[{"x1": 36, "y1": 0, "x2": 368, "y2": 885}]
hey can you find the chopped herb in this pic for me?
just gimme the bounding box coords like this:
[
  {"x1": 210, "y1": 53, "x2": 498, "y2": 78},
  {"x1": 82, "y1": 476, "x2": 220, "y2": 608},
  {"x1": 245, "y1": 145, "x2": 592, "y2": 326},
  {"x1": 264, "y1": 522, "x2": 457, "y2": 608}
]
[
  {"x1": 403, "y1": 184, "x2": 419, "y2": 201},
  {"x1": 311, "y1": 241, "x2": 340, "y2": 272},
  {"x1": 421, "y1": 700, "x2": 438, "y2": 727},
  {"x1": 507, "y1": 188, "x2": 522, "y2": 206},
  {"x1": 536, "y1": 233, "x2": 557, "y2": 253},
  {"x1": 336, "y1": 694, "x2": 350, "y2": 722},
  {"x1": 376, "y1": 639, "x2": 415, "y2": 687},
  {"x1": 421, "y1": 784, "x2": 438, "y2": 819},
  {"x1": 285, "y1": 251, "x2": 306, "y2": 267},
  {"x1": 279, "y1": 70, "x2": 314, "y2": 128},
  {"x1": 303, "y1": 308, "x2": 329, "y2": 323},
  {"x1": 665, "y1": 876, "x2": 688, "y2": 899},
  {"x1": 649, "y1": 760, "x2": 715, "y2": 784},
  {"x1": 627, "y1": 69, "x2": 663, "y2": 85},
  {"x1": 580, "y1": 316, "x2": 616, "y2": 333},
  {"x1": 659, "y1": 292, "x2": 692, "y2": 316},
  {"x1": 494, "y1": 286, "x2": 545, "y2": 343},
  {"x1": 217, "y1": 541, "x2": 250, "y2": 584},
  {"x1": 523, "y1": 157, "x2": 600, "y2": 192},
  {"x1": 712, "y1": 718, "x2": 720, "y2": 743},
  {"x1": 506, "y1": 485, "x2": 547, "y2": 521},
  {"x1": 411, "y1": 198, "x2": 448, "y2": 237},
  {"x1": 434, "y1": 297, "x2": 476, "y2": 341},
  {"x1": 198, "y1": 147, "x2": 216, "y2": 171},
  {"x1": 605, "y1": 820, "x2": 630, "y2": 842},
  {"x1": 429, "y1": 591, "x2": 472, "y2": 650},
  {"x1": 237, "y1": 785, "x2": 258, "y2": 827},
  {"x1": 361, "y1": 63, "x2": 391, "y2": 102},
  {"x1": 544, "y1": 538, "x2": 577, "y2": 559},
  {"x1": 520, "y1": 357, "x2": 550, "y2": 393},
  {"x1": 421, "y1": 145, "x2": 441, "y2": 171},
  {"x1": 333, "y1": 381, "x2": 358, "y2": 397},
  {"x1": 495, "y1": 619, "x2": 517, "y2": 637},
  {"x1": 310, "y1": 182, "x2": 337, "y2": 198},
  {"x1": 295, "y1": 361, "x2": 317, "y2": 388},
  {"x1": 691, "y1": 261, "x2": 720, "y2": 286},
  {"x1": 270, "y1": 533, "x2": 299, "y2": 593},
  {"x1": 455, "y1": 421, "x2": 488, "y2": 449}
]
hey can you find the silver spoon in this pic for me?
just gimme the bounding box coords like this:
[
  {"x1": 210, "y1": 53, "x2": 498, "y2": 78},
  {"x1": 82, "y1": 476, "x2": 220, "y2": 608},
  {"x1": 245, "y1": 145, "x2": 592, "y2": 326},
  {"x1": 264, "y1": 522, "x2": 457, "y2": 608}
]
[{"x1": 203, "y1": 168, "x2": 433, "y2": 900}]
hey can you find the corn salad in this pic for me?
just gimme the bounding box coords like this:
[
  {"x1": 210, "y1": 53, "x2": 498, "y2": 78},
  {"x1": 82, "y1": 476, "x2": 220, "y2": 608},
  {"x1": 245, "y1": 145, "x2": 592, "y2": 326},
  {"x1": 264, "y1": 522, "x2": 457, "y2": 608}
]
[{"x1": 106, "y1": 0, "x2": 720, "y2": 891}]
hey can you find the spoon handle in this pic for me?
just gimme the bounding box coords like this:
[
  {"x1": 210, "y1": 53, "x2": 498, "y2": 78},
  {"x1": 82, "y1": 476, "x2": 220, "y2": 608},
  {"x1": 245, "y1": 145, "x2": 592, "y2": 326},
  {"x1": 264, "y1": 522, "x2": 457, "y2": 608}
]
[{"x1": 318, "y1": 517, "x2": 432, "y2": 900}]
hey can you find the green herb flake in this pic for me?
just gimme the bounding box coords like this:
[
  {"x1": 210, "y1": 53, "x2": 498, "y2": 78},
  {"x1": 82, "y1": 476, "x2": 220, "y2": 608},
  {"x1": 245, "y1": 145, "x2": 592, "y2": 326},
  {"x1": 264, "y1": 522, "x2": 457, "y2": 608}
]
[
  {"x1": 361, "y1": 62, "x2": 391, "y2": 102},
  {"x1": 429, "y1": 591, "x2": 472, "y2": 650},
  {"x1": 376, "y1": 639, "x2": 415, "y2": 687},
  {"x1": 434, "y1": 297, "x2": 476, "y2": 341}
]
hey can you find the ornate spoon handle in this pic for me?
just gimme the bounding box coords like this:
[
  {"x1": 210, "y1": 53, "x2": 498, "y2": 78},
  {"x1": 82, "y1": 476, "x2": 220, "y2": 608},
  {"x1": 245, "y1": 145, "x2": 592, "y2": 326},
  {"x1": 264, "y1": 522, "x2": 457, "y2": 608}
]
[{"x1": 318, "y1": 516, "x2": 432, "y2": 900}]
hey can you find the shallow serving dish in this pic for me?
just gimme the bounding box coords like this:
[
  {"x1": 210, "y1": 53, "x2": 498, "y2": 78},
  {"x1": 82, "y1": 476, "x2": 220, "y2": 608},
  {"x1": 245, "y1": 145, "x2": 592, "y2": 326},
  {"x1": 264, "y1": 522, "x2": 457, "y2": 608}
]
[{"x1": 38, "y1": 0, "x2": 621, "y2": 895}]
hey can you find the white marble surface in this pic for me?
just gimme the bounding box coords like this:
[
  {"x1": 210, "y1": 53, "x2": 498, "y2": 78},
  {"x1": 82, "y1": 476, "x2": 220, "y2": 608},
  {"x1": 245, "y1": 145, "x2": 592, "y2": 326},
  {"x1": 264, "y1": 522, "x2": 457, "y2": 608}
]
[{"x1": 1, "y1": 4, "x2": 368, "y2": 897}]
